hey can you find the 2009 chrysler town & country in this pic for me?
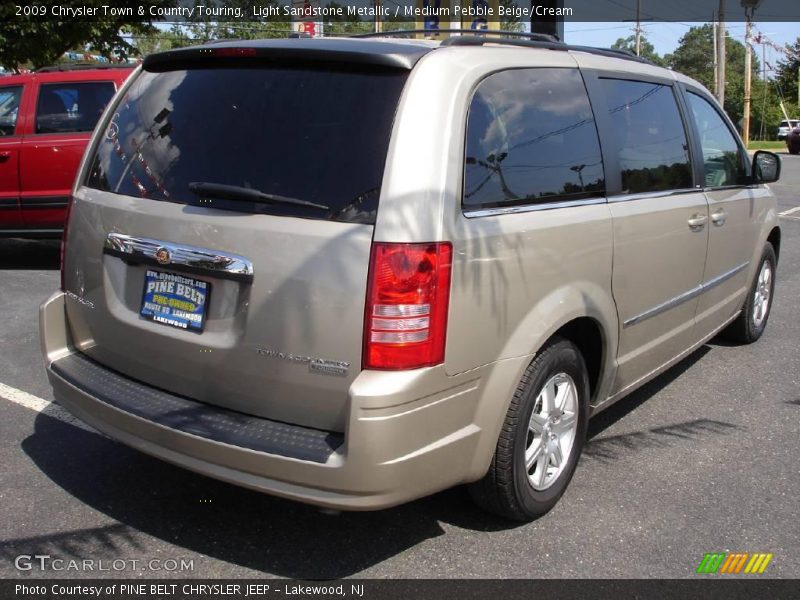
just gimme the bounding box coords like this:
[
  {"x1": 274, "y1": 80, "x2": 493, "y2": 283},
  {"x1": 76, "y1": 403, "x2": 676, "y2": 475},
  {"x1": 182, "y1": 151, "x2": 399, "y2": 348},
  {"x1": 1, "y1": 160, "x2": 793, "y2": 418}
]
[{"x1": 40, "y1": 35, "x2": 781, "y2": 521}]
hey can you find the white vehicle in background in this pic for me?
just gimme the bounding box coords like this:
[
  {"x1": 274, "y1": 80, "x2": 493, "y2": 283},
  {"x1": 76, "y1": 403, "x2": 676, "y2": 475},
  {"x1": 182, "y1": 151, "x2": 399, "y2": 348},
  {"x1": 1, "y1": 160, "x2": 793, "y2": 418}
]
[{"x1": 777, "y1": 119, "x2": 800, "y2": 140}]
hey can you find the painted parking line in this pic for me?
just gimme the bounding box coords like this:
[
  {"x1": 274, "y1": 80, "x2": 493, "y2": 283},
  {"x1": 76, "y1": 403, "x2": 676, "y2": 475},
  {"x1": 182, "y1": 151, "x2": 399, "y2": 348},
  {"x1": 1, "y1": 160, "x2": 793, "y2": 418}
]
[{"x1": 0, "y1": 381, "x2": 96, "y2": 433}]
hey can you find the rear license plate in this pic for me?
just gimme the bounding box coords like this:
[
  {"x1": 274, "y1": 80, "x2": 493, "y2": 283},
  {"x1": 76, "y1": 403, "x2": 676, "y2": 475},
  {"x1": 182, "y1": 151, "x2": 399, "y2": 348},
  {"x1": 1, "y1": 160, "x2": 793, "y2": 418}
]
[{"x1": 140, "y1": 270, "x2": 210, "y2": 332}]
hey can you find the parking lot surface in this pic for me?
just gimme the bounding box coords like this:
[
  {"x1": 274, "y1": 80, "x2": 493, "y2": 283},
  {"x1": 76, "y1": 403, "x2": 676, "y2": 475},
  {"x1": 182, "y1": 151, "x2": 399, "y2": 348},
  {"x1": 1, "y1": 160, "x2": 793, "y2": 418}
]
[{"x1": 1, "y1": 156, "x2": 798, "y2": 579}]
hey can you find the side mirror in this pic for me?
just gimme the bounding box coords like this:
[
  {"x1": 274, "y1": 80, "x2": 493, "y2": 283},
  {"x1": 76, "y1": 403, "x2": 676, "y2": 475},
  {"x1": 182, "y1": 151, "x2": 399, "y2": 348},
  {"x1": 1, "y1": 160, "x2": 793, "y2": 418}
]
[{"x1": 752, "y1": 150, "x2": 781, "y2": 183}]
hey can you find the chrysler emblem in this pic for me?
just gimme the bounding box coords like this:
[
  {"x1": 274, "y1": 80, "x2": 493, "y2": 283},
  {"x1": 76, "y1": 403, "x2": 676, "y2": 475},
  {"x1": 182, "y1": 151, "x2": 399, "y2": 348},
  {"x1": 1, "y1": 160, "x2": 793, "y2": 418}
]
[{"x1": 155, "y1": 247, "x2": 171, "y2": 265}]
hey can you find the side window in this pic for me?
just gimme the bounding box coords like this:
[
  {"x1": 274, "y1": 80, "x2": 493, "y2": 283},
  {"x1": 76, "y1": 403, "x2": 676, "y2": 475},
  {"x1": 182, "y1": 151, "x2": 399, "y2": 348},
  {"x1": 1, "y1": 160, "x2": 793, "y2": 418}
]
[
  {"x1": 0, "y1": 86, "x2": 22, "y2": 136},
  {"x1": 463, "y1": 68, "x2": 605, "y2": 210},
  {"x1": 600, "y1": 79, "x2": 693, "y2": 194},
  {"x1": 36, "y1": 81, "x2": 115, "y2": 134},
  {"x1": 686, "y1": 92, "x2": 747, "y2": 187}
]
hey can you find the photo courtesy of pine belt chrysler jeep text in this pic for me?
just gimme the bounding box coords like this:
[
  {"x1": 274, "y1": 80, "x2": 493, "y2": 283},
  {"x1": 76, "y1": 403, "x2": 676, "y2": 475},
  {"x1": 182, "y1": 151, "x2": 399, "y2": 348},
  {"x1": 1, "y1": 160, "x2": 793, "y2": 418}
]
[{"x1": 40, "y1": 34, "x2": 781, "y2": 521}]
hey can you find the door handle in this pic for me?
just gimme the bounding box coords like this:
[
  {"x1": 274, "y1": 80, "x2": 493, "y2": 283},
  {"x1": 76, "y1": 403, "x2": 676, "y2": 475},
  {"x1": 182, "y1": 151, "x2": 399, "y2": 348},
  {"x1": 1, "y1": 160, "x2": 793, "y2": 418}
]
[
  {"x1": 711, "y1": 210, "x2": 728, "y2": 226},
  {"x1": 0, "y1": 151, "x2": 10, "y2": 162},
  {"x1": 687, "y1": 214, "x2": 708, "y2": 231}
]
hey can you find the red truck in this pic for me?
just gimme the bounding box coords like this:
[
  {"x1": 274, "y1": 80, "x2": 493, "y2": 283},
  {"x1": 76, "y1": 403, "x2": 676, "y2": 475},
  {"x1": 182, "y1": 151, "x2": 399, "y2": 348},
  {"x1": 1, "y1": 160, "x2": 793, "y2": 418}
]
[{"x1": 0, "y1": 65, "x2": 132, "y2": 237}]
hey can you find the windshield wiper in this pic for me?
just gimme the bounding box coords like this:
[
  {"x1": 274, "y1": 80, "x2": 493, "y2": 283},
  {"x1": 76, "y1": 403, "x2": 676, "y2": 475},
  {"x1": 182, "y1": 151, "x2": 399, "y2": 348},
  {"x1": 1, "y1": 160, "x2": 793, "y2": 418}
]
[{"x1": 188, "y1": 182, "x2": 329, "y2": 211}]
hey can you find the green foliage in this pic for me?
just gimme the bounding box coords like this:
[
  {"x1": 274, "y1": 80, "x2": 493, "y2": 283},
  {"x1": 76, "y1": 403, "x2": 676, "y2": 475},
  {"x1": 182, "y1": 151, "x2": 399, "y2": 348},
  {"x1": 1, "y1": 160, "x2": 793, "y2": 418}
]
[
  {"x1": 611, "y1": 35, "x2": 665, "y2": 67},
  {"x1": 666, "y1": 24, "x2": 761, "y2": 128},
  {"x1": 180, "y1": 0, "x2": 290, "y2": 41},
  {"x1": 499, "y1": 0, "x2": 523, "y2": 32},
  {"x1": 133, "y1": 25, "x2": 193, "y2": 56},
  {"x1": 0, "y1": 1, "x2": 176, "y2": 71},
  {"x1": 774, "y1": 38, "x2": 800, "y2": 109}
]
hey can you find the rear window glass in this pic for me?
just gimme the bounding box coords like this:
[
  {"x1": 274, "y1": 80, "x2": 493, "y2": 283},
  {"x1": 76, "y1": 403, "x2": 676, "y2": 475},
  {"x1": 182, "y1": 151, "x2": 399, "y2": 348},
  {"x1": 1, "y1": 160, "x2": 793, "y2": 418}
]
[{"x1": 85, "y1": 66, "x2": 408, "y2": 224}]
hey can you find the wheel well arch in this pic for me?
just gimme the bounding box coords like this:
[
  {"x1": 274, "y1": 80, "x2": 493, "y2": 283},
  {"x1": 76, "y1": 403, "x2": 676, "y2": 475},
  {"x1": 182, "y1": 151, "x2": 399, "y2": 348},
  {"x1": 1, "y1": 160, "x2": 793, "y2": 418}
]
[
  {"x1": 550, "y1": 317, "x2": 606, "y2": 402},
  {"x1": 768, "y1": 227, "x2": 781, "y2": 263}
]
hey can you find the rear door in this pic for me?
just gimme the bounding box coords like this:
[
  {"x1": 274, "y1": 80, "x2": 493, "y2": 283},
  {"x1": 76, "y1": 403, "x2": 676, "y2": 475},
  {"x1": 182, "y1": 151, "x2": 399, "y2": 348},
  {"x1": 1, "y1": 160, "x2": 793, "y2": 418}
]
[
  {"x1": 587, "y1": 75, "x2": 709, "y2": 397},
  {"x1": 20, "y1": 78, "x2": 116, "y2": 230},
  {"x1": 63, "y1": 61, "x2": 409, "y2": 432},
  {"x1": 0, "y1": 84, "x2": 25, "y2": 229}
]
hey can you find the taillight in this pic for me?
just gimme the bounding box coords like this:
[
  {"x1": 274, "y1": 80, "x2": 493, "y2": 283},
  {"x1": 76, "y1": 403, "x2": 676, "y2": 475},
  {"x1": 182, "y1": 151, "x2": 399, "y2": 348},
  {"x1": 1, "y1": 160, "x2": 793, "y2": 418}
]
[
  {"x1": 59, "y1": 197, "x2": 74, "y2": 291},
  {"x1": 363, "y1": 242, "x2": 453, "y2": 370}
]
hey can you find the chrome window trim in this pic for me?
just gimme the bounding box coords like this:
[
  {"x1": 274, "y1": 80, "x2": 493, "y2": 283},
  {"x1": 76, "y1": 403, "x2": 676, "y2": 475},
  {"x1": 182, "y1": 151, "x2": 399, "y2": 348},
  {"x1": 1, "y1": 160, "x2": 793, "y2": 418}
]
[
  {"x1": 702, "y1": 185, "x2": 748, "y2": 193},
  {"x1": 623, "y1": 261, "x2": 749, "y2": 328},
  {"x1": 103, "y1": 233, "x2": 254, "y2": 283},
  {"x1": 608, "y1": 187, "x2": 701, "y2": 204},
  {"x1": 463, "y1": 197, "x2": 606, "y2": 218}
]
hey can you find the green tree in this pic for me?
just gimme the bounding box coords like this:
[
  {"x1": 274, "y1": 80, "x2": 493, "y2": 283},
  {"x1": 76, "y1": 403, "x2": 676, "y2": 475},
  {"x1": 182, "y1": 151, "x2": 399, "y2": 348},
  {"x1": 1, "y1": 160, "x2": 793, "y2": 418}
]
[
  {"x1": 666, "y1": 24, "x2": 759, "y2": 126},
  {"x1": 0, "y1": 1, "x2": 176, "y2": 71},
  {"x1": 180, "y1": 0, "x2": 291, "y2": 42},
  {"x1": 774, "y1": 38, "x2": 800, "y2": 112},
  {"x1": 499, "y1": 0, "x2": 524, "y2": 32},
  {"x1": 611, "y1": 34, "x2": 665, "y2": 66},
  {"x1": 133, "y1": 25, "x2": 192, "y2": 57}
]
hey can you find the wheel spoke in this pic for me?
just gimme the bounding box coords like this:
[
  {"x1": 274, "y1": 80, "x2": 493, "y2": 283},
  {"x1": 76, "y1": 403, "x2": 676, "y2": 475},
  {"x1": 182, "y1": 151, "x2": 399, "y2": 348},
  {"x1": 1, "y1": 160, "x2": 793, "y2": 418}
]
[
  {"x1": 529, "y1": 413, "x2": 547, "y2": 434},
  {"x1": 533, "y1": 453, "x2": 549, "y2": 487},
  {"x1": 541, "y1": 379, "x2": 557, "y2": 414},
  {"x1": 526, "y1": 442, "x2": 543, "y2": 471},
  {"x1": 553, "y1": 411, "x2": 576, "y2": 436},
  {"x1": 550, "y1": 442, "x2": 563, "y2": 468},
  {"x1": 555, "y1": 379, "x2": 572, "y2": 411}
]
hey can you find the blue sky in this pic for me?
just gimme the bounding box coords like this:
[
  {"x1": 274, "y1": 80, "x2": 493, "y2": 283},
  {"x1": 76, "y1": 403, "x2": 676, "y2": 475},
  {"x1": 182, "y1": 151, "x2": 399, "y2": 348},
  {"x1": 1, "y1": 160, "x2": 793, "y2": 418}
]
[{"x1": 564, "y1": 21, "x2": 800, "y2": 76}]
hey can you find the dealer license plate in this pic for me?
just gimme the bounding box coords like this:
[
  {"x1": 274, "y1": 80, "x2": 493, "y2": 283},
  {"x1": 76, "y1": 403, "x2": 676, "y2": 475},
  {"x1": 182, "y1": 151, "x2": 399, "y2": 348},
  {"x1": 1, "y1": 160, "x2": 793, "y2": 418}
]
[{"x1": 140, "y1": 270, "x2": 210, "y2": 332}]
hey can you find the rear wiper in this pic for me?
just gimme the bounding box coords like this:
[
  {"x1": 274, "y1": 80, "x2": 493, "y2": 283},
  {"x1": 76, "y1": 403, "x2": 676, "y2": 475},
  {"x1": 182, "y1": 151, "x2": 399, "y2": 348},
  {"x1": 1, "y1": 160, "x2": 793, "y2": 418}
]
[{"x1": 188, "y1": 182, "x2": 329, "y2": 211}]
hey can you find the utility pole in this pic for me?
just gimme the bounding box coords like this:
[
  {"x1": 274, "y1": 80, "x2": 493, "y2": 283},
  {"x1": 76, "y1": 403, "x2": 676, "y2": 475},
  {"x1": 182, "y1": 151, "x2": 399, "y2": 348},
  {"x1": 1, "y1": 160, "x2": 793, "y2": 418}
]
[
  {"x1": 713, "y1": 15, "x2": 718, "y2": 96},
  {"x1": 374, "y1": 0, "x2": 382, "y2": 33},
  {"x1": 716, "y1": 0, "x2": 726, "y2": 106},
  {"x1": 635, "y1": 0, "x2": 642, "y2": 56},
  {"x1": 741, "y1": 1, "x2": 764, "y2": 145},
  {"x1": 742, "y1": 4, "x2": 755, "y2": 145}
]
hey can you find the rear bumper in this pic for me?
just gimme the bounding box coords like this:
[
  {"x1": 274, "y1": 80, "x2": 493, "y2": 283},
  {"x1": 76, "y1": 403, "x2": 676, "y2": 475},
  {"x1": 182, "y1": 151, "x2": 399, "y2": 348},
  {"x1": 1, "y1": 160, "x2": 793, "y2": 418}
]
[{"x1": 40, "y1": 292, "x2": 526, "y2": 510}]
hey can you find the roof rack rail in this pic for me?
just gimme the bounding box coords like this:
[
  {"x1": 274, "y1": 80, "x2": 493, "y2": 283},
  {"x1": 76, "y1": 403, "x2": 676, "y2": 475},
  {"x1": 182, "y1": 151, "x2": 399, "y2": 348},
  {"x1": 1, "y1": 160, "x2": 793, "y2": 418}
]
[
  {"x1": 568, "y1": 45, "x2": 654, "y2": 65},
  {"x1": 36, "y1": 62, "x2": 135, "y2": 73},
  {"x1": 354, "y1": 29, "x2": 563, "y2": 44},
  {"x1": 440, "y1": 35, "x2": 567, "y2": 52},
  {"x1": 352, "y1": 30, "x2": 654, "y2": 66}
]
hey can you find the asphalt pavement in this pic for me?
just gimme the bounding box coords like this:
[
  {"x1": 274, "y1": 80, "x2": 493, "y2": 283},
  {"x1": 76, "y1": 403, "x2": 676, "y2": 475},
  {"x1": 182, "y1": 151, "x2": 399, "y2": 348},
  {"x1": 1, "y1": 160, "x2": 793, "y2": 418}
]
[{"x1": 0, "y1": 156, "x2": 798, "y2": 580}]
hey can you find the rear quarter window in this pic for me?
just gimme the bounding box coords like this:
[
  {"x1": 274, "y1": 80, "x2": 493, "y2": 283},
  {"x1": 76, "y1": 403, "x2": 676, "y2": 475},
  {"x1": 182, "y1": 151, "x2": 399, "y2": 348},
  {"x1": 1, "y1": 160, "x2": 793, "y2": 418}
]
[
  {"x1": 463, "y1": 67, "x2": 605, "y2": 211},
  {"x1": 85, "y1": 65, "x2": 408, "y2": 224}
]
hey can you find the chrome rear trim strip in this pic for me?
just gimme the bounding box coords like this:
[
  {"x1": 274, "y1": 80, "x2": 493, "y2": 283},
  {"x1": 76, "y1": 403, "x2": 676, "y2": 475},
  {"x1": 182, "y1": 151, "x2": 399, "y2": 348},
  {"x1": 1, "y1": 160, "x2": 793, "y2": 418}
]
[{"x1": 103, "y1": 233, "x2": 254, "y2": 283}]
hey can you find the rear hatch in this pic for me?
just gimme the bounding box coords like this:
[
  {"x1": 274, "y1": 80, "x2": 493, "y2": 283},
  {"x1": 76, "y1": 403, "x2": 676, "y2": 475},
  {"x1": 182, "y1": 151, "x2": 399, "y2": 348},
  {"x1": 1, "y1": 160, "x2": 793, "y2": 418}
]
[{"x1": 61, "y1": 45, "x2": 412, "y2": 432}]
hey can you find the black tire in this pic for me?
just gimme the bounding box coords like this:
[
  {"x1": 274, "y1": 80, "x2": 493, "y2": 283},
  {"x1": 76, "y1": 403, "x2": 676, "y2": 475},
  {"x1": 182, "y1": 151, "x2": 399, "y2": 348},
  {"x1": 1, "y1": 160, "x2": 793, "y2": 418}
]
[
  {"x1": 721, "y1": 243, "x2": 777, "y2": 344},
  {"x1": 469, "y1": 337, "x2": 589, "y2": 521}
]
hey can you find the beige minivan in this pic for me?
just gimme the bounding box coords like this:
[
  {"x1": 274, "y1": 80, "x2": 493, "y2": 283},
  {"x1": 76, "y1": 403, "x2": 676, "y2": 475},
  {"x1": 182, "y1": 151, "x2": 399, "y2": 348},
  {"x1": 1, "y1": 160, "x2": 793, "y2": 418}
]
[{"x1": 40, "y1": 33, "x2": 781, "y2": 521}]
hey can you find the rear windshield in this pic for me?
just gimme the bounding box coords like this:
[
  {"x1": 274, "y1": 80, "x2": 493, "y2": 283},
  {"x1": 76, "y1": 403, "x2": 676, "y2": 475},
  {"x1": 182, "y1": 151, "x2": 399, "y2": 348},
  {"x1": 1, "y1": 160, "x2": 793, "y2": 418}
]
[{"x1": 85, "y1": 65, "x2": 408, "y2": 224}]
